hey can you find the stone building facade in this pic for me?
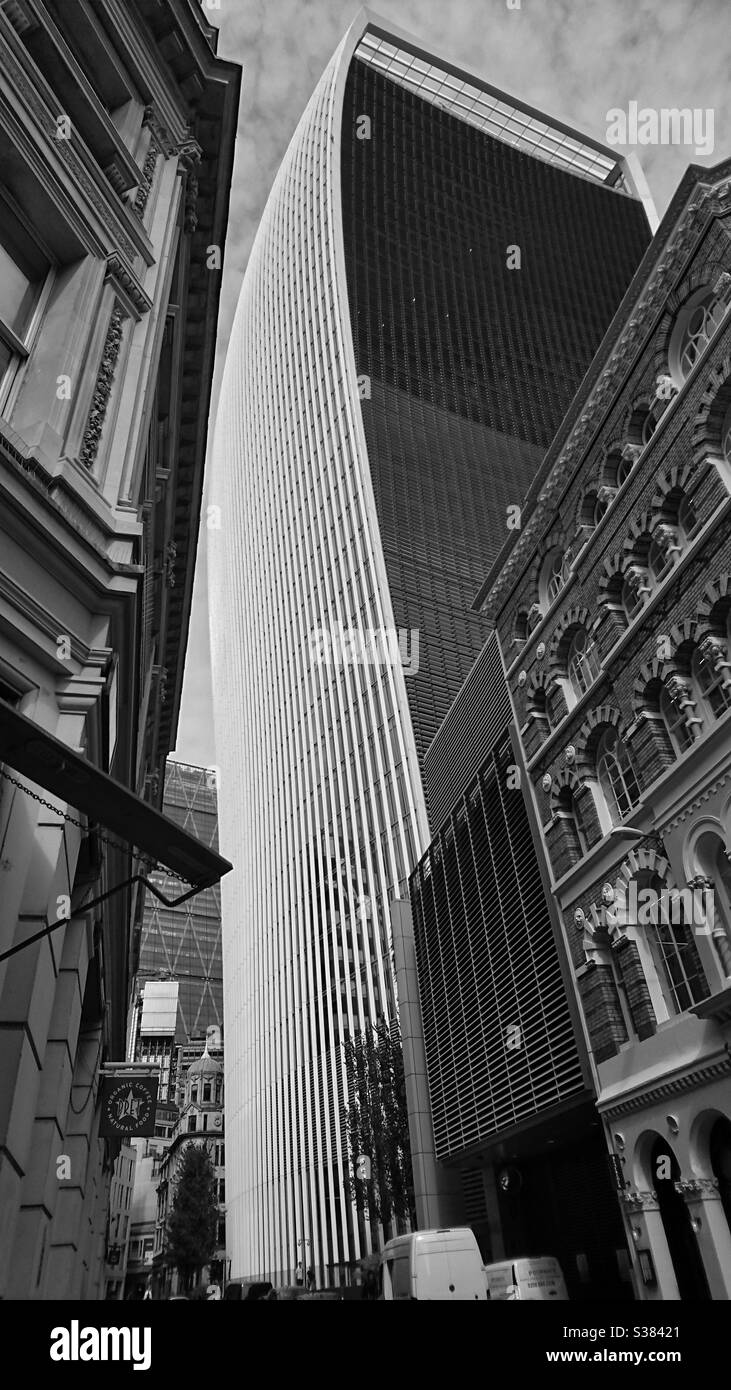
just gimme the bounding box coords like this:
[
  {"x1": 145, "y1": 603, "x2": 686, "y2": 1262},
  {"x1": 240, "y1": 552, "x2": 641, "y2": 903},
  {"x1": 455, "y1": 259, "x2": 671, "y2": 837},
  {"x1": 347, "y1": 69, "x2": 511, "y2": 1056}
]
[
  {"x1": 102, "y1": 1141, "x2": 135, "y2": 1299},
  {"x1": 0, "y1": 0, "x2": 239, "y2": 1299},
  {"x1": 154, "y1": 1043, "x2": 225, "y2": 1296},
  {"x1": 478, "y1": 158, "x2": 731, "y2": 1299}
]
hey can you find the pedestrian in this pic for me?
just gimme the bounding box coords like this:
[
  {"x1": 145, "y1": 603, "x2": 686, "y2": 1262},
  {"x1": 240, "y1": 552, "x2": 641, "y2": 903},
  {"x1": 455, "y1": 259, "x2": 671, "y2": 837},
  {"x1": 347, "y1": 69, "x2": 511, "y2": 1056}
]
[
  {"x1": 295, "y1": 1261, "x2": 303, "y2": 1286},
  {"x1": 307, "y1": 1267, "x2": 315, "y2": 1292}
]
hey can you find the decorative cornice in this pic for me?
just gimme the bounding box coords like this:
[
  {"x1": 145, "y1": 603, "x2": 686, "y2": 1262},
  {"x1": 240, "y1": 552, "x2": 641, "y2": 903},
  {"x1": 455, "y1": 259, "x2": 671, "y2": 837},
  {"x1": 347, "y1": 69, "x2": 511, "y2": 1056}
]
[
  {"x1": 79, "y1": 304, "x2": 125, "y2": 470},
  {"x1": 600, "y1": 1053, "x2": 731, "y2": 1119},
  {"x1": 105, "y1": 254, "x2": 151, "y2": 315},
  {"x1": 663, "y1": 766, "x2": 731, "y2": 831},
  {"x1": 0, "y1": 40, "x2": 139, "y2": 261}
]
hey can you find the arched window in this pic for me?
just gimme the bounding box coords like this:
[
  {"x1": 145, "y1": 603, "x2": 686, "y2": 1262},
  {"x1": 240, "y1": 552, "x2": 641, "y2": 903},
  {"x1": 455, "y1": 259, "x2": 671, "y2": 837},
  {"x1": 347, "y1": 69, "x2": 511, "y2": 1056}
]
[
  {"x1": 616, "y1": 452, "x2": 635, "y2": 486},
  {"x1": 622, "y1": 566, "x2": 650, "y2": 620},
  {"x1": 670, "y1": 287, "x2": 728, "y2": 384},
  {"x1": 640, "y1": 400, "x2": 667, "y2": 448},
  {"x1": 596, "y1": 726, "x2": 640, "y2": 823},
  {"x1": 593, "y1": 494, "x2": 609, "y2": 525},
  {"x1": 528, "y1": 685, "x2": 551, "y2": 728},
  {"x1": 541, "y1": 548, "x2": 572, "y2": 607},
  {"x1": 554, "y1": 784, "x2": 587, "y2": 857},
  {"x1": 639, "y1": 873, "x2": 710, "y2": 1014},
  {"x1": 526, "y1": 602, "x2": 542, "y2": 634},
  {"x1": 659, "y1": 684, "x2": 693, "y2": 753},
  {"x1": 692, "y1": 645, "x2": 731, "y2": 718},
  {"x1": 513, "y1": 609, "x2": 529, "y2": 643},
  {"x1": 678, "y1": 492, "x2": 698, "y2": 538},
  {"x1": 567, "y1": 628, "x2": 600, "y2": 697},
  {"x1": 648, "y1": 530, "x2": 676, "y2": 583}
]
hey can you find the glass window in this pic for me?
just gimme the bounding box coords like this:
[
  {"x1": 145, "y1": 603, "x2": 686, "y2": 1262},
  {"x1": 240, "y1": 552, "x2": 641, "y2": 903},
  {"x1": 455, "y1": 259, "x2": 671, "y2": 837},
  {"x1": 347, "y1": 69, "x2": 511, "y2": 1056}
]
[
  {"x1": 387, "y1": 1253, "x2": 411, "y2": 1300},
  {"x1": 678, "y1": 493, "x2": 697, "y2": 538},
  {"x1": 653, "y1": 901, "x2": 710, "y2": 1013},
  {"x1": 0, "y1": 195, "x2": 50, "y2": 412},
  {"x1": 649, "y1": 533, "x2": 674, "y2": 582},
  {"x1": 659, "y1": 685, "x2": 693, "y2": 753},
  {"x1": 622, "y1": 569, "x2": 649, "y2": 620},
  {"x1": 672, "y1": 289, "x2": 728, "y2": 382},
  {"x1": 693, "y1": 646, "x2": 731, "y2": 718},
  {"x1": 596, "y1": 726, "x2": 640, "y2": 823},
  {"x1": 542, "y1": 549, "x2": 571, "y2": 607},
  {"x1": 567, "y1": 629, "x2": 600, "y2": 697}
]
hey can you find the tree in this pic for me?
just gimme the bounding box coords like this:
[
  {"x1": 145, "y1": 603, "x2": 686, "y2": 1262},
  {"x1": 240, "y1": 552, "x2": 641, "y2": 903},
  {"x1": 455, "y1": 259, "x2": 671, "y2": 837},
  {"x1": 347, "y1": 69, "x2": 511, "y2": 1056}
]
[
  {"x1": 344, "y1": 1018, "x2": 415, "y2": 1239},
  {"x1": 166, "y1": 1143, "x2": 218, "y2": 1291}
]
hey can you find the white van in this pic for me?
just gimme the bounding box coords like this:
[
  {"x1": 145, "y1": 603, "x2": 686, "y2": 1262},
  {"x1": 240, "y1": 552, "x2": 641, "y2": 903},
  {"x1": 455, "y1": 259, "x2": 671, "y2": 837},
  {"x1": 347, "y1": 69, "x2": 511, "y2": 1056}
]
[
  {"x1": 380, "y1": 1228, "x2": 488, "y2": 1301},
  {"x1": 483, "y1": 1255, "x2": 568, "y2": 1301}
]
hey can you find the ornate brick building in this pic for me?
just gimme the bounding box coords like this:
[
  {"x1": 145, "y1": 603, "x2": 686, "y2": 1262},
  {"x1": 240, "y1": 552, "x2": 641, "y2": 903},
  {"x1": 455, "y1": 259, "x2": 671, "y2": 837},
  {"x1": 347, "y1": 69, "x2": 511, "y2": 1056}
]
[
  {"x1": 0, "y1": 0, "x2": 238, "y2": 1299},
  {"x1": 478, "y1": 158, "x2": 731, "y2": 1299}
]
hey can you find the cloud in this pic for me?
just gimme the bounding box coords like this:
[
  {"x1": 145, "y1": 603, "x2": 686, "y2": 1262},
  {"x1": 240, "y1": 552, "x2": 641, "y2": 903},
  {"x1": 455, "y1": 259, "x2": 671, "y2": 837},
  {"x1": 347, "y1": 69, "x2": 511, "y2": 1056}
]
[{"x1": 174, "y1": 0, "x2": 731, "y2": 765}]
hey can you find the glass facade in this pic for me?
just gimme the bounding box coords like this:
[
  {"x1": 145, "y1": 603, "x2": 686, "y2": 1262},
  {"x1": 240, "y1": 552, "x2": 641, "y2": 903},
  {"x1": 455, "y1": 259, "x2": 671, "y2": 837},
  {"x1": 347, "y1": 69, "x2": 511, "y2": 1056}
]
[
  {"x1": 135, "y1": 760, "x2": 223, "y2": 1042},
  {"x1": 342, "y1": 55, "x2": 651, "y2": 758},
  {"x1": 209, "y1": 16, "x2": 652, "y2": 1285}
]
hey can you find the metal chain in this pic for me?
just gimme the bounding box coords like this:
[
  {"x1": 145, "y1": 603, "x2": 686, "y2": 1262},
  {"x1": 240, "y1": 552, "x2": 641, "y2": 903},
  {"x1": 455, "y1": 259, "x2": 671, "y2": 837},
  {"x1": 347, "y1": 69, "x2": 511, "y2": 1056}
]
[{"x1": 0, "y1": 767, "x2": 191, "y2": 886}]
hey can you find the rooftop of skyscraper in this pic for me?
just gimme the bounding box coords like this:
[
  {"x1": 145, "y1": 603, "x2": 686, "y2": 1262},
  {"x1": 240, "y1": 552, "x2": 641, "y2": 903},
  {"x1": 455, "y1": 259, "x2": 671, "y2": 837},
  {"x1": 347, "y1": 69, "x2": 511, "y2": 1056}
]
[{"x1": 354, "y1": 15, "x2": 634, "y2": 192}]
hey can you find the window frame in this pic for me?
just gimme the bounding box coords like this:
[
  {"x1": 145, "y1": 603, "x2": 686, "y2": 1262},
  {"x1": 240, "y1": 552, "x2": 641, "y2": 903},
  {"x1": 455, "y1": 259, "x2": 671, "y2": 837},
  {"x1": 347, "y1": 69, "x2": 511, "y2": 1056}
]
[
  {"x1": 0, "y1": 188, "x2": 56, "y2": 415},
  {"x1": 596, "y1": 726, "x2": 640, "y2": 824},
  {"x1": 567, "y1": 627, "x2": 600, "y2": 698}
]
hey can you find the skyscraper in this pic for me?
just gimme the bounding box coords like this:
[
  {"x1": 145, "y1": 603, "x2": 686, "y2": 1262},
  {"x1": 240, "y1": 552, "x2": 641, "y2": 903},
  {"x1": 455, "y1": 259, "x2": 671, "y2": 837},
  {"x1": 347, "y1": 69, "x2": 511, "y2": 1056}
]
[
  {"x1": 209, "y1": 11, "x2": 653, "y2": 1283},
  {"x1": 133, "y1": 760, "x2": 224, "y2": 1043}
]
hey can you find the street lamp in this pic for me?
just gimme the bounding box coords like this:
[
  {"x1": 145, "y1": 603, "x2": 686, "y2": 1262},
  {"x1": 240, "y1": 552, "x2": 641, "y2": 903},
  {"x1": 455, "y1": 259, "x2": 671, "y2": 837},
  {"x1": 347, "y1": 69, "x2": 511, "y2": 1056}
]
[{"x1": 297, "y1": 1237, "x2": 311, "y2": 1288}]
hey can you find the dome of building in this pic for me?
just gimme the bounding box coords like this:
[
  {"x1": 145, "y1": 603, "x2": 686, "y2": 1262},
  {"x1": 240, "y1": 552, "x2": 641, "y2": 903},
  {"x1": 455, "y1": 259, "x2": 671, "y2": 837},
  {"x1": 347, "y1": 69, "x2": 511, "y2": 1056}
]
[{"x1": 187, "y1": 1044, "x2": 223, "y2": 1078}]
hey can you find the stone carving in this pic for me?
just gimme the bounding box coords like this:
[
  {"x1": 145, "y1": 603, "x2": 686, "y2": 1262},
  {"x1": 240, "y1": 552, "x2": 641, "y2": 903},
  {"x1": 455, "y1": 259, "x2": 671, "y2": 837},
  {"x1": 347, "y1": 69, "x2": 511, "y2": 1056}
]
[
  {"x1": 105, "y1": 254, "x2": 150, "y2": 315},
  {"x1": 527, "y1": 603, "x2": 542, "y2": 632},
  {"x1": 179, "y1": 137, "x2": 203, "y2": 235},
  {"x1": 620, "y1": 1189, "x2": 659, "y2": 1213},
  {"x1": 664, "y1": 672, "x2": 694, "y2": 708},
  {"x1": 621, "y1": 442, "x2": 642, "y2": 465},
  {"x1": 565, "y1": 744, "x2": 576, "y2": 764},
  {"x1": 713, "y1": 270, "x2": 731, "y2": 300},
  {"x1": 623, "y1": 564, "x2": 651, "y2": 602},
  {"x1": 132, "y1": 138, "x2": 160, "y2": 218},
  {"x1": 597, "y1": 484, "x2": 618, "y2": 508},
  {"x1": 79, "y1": 305, "x2": 125, "y2": 470},
  {"x1": 517, "y1": 670, "x2": 527, "y2": 686},
  {"x1": 674, "y1": 1177, "x2": 721, "y2": 1201},
  {"x1": 699, "y1": 633, "x2": 731, "y2": 678},
  {"x1": 651, "y1": 523, "x2": 681, "y2": 559},
  {"x1": 143, "y1": 105, "x2": 176, "y2": 156},
  {"x1": 164, "y1": 541, "x2": 177, "y2": 587},
  {"x1": 541, "y1": 773, "x2": 552, "y2": 793},
  {"x1": 536, "y1": 642, "x2": 546, "y2": 660},
  {"x1": 573, "y1": 907, "x2": 586, "y2": 930}
]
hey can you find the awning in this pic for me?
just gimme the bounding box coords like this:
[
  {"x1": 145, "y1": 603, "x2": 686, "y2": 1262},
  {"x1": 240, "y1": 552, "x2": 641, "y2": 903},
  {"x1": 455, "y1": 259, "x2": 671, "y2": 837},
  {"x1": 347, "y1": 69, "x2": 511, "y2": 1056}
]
[{"x1": 0, "y1": 698, "x2": 231, "y2": 890}]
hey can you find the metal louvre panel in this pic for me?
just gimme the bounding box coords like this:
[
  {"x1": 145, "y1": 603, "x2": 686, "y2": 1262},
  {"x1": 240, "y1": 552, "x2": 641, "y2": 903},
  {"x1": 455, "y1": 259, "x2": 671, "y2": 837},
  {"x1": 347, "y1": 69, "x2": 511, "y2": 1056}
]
[
  {"x1": 411, "y1": 737, "x2": 585, "y2": 1162},
  {"x1": 423, "y1": 636, "x2": 511, "y2": 831}
]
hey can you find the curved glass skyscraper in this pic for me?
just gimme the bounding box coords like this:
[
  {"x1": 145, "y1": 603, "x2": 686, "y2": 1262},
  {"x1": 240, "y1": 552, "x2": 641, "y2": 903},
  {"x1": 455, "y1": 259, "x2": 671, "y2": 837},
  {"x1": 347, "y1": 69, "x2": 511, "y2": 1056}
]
[{"x1": 209, "y1": 11, "x2": 652, "y2": 1283}]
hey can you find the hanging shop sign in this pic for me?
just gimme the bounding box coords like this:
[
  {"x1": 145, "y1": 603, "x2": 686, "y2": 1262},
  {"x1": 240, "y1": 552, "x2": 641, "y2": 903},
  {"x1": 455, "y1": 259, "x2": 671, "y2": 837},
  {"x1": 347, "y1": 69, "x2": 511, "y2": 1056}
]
[{"x1": 99, "y1": 1075, "x2": 159, "y2": 1138}]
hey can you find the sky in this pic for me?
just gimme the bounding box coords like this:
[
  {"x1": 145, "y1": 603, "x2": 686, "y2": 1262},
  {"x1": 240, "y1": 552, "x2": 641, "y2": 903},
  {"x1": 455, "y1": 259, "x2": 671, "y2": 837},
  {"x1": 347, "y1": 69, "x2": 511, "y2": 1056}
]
[{"x1": 173, "y1": 0, "x2": 730, "y2": 770}]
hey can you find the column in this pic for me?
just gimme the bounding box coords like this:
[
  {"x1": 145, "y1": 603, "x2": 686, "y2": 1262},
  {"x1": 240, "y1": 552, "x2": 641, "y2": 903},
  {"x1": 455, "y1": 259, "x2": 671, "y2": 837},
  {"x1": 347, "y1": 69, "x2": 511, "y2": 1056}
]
[
  {"x1": 675, "y1": 1177, "x2": 731, "y2": 1300},
  {"x1": 620, "y1": 1189, "x2": 680, "y2": 1301}
]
